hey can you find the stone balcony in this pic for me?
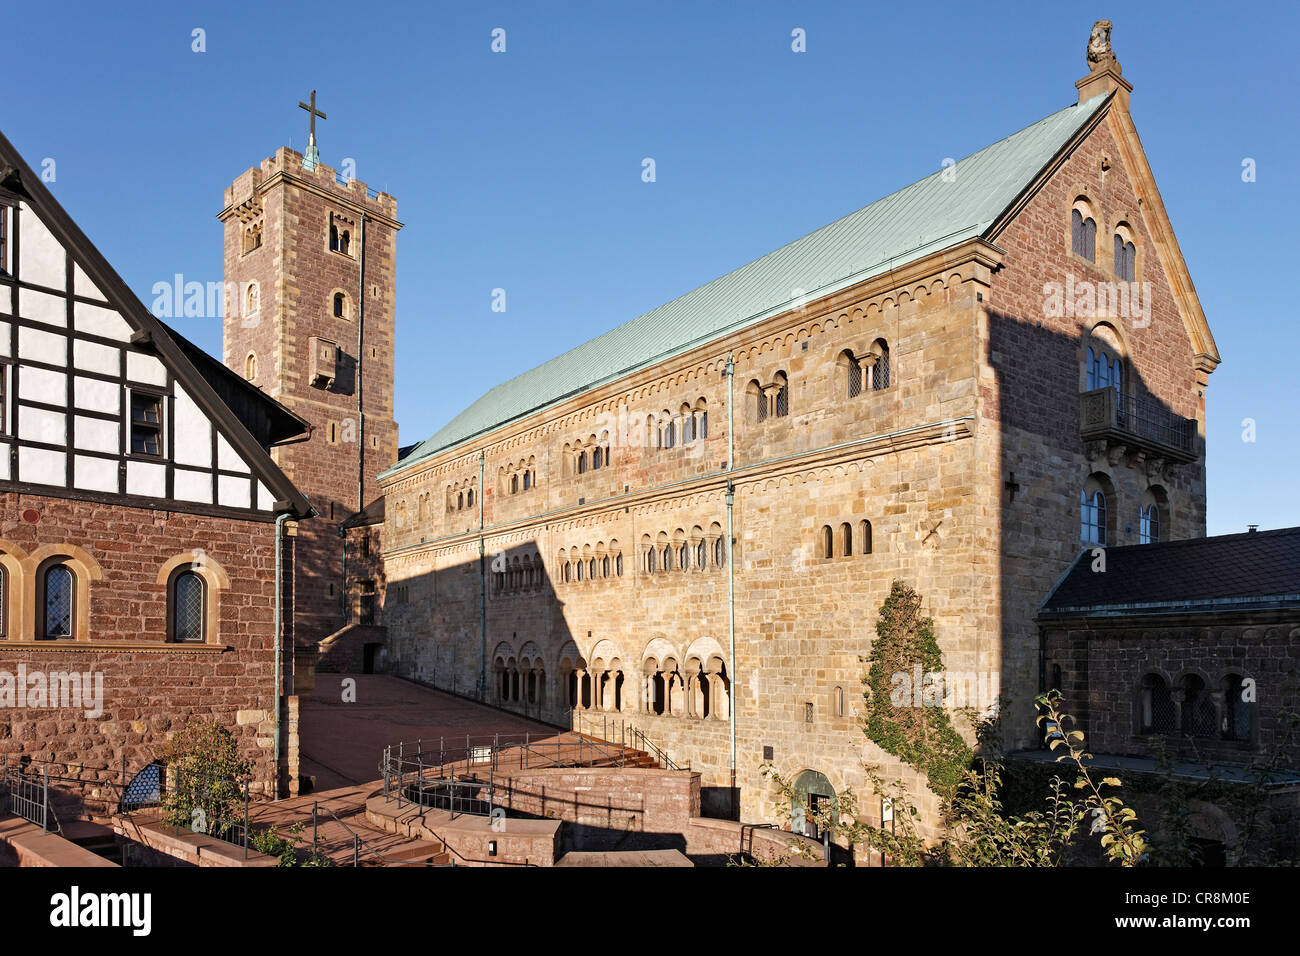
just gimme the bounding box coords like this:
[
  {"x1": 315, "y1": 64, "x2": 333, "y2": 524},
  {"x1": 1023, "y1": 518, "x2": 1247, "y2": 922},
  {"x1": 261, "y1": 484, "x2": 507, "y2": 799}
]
[{"x1": 1079, "y1": 386, "x2": 1198, "y2": 465}]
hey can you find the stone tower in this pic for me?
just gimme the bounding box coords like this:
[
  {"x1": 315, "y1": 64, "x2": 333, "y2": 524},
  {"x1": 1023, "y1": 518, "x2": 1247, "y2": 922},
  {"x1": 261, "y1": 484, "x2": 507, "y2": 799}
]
[{"x1": 218, "y1": 126, "x2": 401, "y2": 650}]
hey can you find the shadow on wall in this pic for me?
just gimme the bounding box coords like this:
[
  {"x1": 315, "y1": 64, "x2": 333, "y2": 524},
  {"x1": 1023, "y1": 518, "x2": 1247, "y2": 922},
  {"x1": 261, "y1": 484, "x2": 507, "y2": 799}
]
[{"x1": 986, "y1": 307, "x2": 1201, "y2": 749}]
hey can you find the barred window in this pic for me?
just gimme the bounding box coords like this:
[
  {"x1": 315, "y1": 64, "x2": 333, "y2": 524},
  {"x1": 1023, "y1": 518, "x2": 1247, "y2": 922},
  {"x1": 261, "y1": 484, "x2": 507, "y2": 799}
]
[
  {"x1": 1181, "y1": 675, "x2": 1216, "y2": 737},
  {"x1": 171, "y1": 570, "x2": 205, "y2": 643},
  {"x1": 1140, "y1": 674, "x2": 1174, "y2": 734},
  {"x1": 41, "y1": 564, "x2": 74, "y2": 640},
  {"x1": 1222, "y1": 674, "x2": 1253, "y2": 741},
  {"x1": 712, "y1": 536, "x2": 724, "y2": 567}
]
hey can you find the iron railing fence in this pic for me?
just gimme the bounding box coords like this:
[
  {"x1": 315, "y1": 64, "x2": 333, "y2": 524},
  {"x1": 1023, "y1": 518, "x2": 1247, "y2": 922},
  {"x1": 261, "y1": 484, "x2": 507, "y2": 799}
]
[
  {"x1": 0, "y1": 758, "x2": 61, "y2": 834},
  {"x1": 167, "y1": 767, "x2": 251, "y2": 858},
  {"x1": 1080, "y1": 386, "x2": 1196, "y2": 457}
]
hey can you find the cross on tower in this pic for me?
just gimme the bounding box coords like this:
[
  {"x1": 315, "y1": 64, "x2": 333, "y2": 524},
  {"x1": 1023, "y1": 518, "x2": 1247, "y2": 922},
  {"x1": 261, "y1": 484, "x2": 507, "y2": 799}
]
[{"x1": 298, "y1": 89, "x2": 327, "y2": 141}]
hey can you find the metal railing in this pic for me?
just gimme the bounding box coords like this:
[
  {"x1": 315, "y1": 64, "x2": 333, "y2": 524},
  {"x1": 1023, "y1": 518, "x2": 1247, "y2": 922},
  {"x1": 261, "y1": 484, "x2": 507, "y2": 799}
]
[
  {"x1": 0, "y1": 758, "x2": 61, "y2": 834},
  {"x1": 570, "y1": 711, "x2": 686, "y2": 771},
  {"x1": 1080, "y1": 386, "x2": 1196, "y2": 457},
  {"x1": 168, "y1": 767, "x2": 251, "y2": 858}
]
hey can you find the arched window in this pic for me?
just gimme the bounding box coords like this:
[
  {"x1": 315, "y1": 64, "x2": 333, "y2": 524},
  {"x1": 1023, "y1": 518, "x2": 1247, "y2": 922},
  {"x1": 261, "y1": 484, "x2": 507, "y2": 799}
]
[
  {"x1": 616, "y1": 553, "x2": 624, "y2": 576},
  {"x1": 749, "y1": 381, "x2": 767, "y2": 423},
  {"x1": 246, "y1": 282, "x2": 260, "y2": 316},
  {"x1": 677, "y1": 542, "x2": 688, "y2": 571},
  {"x1": 698, "y1": 408, "x2": 708, "y2": 440},
  {"x1": 523, "y1": 470, "x2": 532, "y2": 491},
  {"x1": 576, "y1": 559, "x2": 584, "y2": 581},
  {"x1": 712, "y1": 536, "x2": 724, "y2": 568},
  {"x1": 244, "y1": 352, "x2": 258, "y2": 382},
  {"x1": 592, "y1": 446, "x2": 602, "y2": 470},
  {"x1": 841, "y1": 350, "x2": 863, "y2": 398},
  {"x1": 1139, "y1": 502, "x2": 1160, "y2": 544},
  {"x1": 602, "y1": 555, "x2": 610, "y2": 578},
  {"x1": 822, "y1": 525, "x2": 834, "y2": 560},
  {"x1": 589, "y1": 558, "x2": 597, "y2": 580},
  {"x1": 577, "y1": 451, "x2": 587, "y2": 474},
  {"x1": 333, "y1": 292, "x2": 346, "y2": 318},
  {"x1": 1181, "y1": 675, "x2": 1216, "y2": 737},
  {"x1": 1140, "y1": 674, "x2": 1174, "y2": 733},
  {"x1": 834, "y1": 686, "x2": 845, "y2": 717},
  {"x1": 839, "y1": 522, "x2": 853, "y2": 557},
  {"x1": 510, "y1": 474, "x2": 519, "y2": 494},
  {"x1": 1222, "y1": 674, "x2": 1252, "y2": 741},
  {"x1": 646, "y1": 547, "x2": 657, "y2": 574},
  {"x1": 329, "y1": 222, "x2": 340, "y2": 251},
  {"x1": 773, "y1": 372, "x2": 789, "y2": 417},
  {"x1": 860, "y1": 520, "x2": 873, "y2": 555},
  {"x1": 870, "y1": 342, "x2": 890, "y2": 392},
  {"x1": 1081, "y1": 487, "x2": 1107, "y2": 546},
  {"x1": 40, "y1": 563, "x2": 74, "y2": 640},
  {"x1": 661, "y1": 545, "x2": 672, "y2": 572},
  {"x1": 1071, "y1": 203, "x2": 1097, "y2": 261},
  {"x1": 340, "y1": 230, "x2": 351, "y2": 256},
  {"x1": 1113, "y1": 227, "x2": 1136, "y2": 282},
  {"x1": 1140, "y1": 486, "x2": 1167, "y2": 545},
  {"x1": 467, "y1": 488, "x2": 475, "y2": 508},
  {"x1": 695, "y1": 539, "x2": 706, "y2": 570},
  {"x1": 457, "y1": 491, "x2": 464, "y2": 510},
  {"x1": 682, "y1": 404, "x2": 695, "y2": 443},
  {"x1": 664, "y1": 419, "x2": 676, "y2": 449},
  {"x1": 171, "y1": 570, "x2": 206, "y2": 643}
]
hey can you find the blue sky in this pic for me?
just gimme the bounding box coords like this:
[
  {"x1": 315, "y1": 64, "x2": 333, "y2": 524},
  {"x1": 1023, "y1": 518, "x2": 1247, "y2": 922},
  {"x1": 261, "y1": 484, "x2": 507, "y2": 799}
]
[{"x1": 6, "y1": 1, "x2": 1297, "y2": 535}]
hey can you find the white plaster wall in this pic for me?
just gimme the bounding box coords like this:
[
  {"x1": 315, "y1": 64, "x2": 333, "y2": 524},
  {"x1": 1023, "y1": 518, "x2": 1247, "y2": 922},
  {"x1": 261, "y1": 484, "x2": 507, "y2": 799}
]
[
  {"x1": 216, "y1": 433, "x2": 248, "y2": 473},
  {"x1": 19, "y1": 446, "x2": 65, "y2": 485},
  {"x1": 126, "y1": 352, "x2": 166, "y2": 386},
  {"x1": 19, "y1": 287, "x2": 66, "y2": 327},
  {"x1": 74, "y1": 376, "x2": 119, "y2": 415},
  {"x1": 74, "y1": 303, "x2": 132, "y2": 342},
  {"x1": 126, "y1": 459, "x2": 165, "y2": 497},
  {"x1": 74, "y1": 454, "x2": 117, "y2": 494},
  {"x1": 173, "y1": 387, "x2": 211, "y2": 468},
  {"x1": 218, "y1": 474, "x2": 250, "y2": 509},
  {"x1": 73, "y1": 339, "x2": 119, "y2": 376},
  {"x1": 18, "y1": 367, "x2": 65, "y2": 405},
  {"x1": 74, "y1": 415, "x2": 118, "y2": 454},
  {"x1": 173, "y1": 467, "x2": 211, "y2": 503},
  {"x1": 18, "y1": 407, "x2": 65, "y2": 445},
  {"x1": 17, "y1": 204, "x2": 64, "y2": 290},
  {"x1": 18, "y1": 326, "x2": 67, "y2": 365}
]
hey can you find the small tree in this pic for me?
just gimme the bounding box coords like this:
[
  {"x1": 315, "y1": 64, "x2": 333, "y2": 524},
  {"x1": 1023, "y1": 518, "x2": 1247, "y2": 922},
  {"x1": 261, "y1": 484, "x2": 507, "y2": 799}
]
[{"x1": 160, "y1": 720, "x2": 252, "y2": 840}]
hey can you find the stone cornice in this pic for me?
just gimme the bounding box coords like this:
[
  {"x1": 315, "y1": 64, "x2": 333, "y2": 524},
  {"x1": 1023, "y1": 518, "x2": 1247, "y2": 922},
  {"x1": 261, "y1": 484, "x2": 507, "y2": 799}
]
[{"x1": 382, "y1": 416, "x2": 974, "y2": 560}]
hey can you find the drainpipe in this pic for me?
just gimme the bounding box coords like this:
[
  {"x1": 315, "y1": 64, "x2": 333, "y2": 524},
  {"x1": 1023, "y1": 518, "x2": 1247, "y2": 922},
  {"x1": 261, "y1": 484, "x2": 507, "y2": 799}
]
[
  {"x1": 478, "y1": 449, "x2": 487, "y2": 700},
  {"x1": 724, "y1": 353, "x2": 737, "y2": 802},
  {"x1": 357, "y1": 212, "x2": 367, "y2": 513},
  {"x1": 273, "y1": 512, "x2": 290, "y2": 797}
]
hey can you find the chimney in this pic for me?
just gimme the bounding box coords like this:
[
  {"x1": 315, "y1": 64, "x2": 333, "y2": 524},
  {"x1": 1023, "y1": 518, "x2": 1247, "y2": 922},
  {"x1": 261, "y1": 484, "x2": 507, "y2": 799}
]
[{"x1": 1076, "y1": 19, "x2": 1132, "y2": 111}]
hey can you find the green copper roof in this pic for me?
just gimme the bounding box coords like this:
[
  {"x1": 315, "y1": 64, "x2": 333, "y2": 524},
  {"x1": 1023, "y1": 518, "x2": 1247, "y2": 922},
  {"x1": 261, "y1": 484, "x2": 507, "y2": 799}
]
[{"x1": 386, "y1": 93, "x2": 1109, "y2": 476}]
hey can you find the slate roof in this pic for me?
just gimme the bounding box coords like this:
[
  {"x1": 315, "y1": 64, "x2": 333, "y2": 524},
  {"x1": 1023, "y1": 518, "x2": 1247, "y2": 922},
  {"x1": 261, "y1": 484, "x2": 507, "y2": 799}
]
[
  {"x1": 386, "y1": 92, "x2": 1111, "y2": 476},
  {"x1": 1039, "y1": 527, "x2": 1300, "y2": 618}
]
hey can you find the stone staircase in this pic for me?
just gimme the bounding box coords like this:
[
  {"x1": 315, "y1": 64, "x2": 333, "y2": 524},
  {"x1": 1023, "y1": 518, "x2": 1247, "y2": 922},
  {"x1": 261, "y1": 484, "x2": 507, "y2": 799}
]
[{"x1": 60, "y1": 820, "x2": 123, "y2": 865}]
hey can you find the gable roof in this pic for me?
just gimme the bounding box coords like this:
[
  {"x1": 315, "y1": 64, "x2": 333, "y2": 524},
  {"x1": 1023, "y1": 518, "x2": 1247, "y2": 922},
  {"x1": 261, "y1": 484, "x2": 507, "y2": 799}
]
[
  {"x1": 0, "y1": 129, "x2": 314, "y2": 518},
  {"x1": 1040, "y1": 527, "x2": 1300, "y2": 618},
  {"x1": 387, "y1": 92, "x2": 1111, "y2": 476}
]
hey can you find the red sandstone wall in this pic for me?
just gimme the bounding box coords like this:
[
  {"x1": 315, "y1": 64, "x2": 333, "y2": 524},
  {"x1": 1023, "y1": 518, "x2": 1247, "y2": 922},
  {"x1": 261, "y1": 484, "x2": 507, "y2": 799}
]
[{"x1": 0, "y1": 492, "x2": 285, "y2": 796}]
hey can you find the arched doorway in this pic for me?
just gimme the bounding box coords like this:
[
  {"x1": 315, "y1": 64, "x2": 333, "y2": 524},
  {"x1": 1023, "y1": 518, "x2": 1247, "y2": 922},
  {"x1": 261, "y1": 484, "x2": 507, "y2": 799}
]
[{"x1": 792, "y1": 770, "x2": 837, "y2": 841}]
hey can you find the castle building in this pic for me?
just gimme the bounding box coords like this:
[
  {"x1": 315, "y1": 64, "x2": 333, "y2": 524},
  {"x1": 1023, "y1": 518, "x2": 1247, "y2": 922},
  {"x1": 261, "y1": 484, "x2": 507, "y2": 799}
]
[
  {"x1": 217, "y1": 105, "x2": 401, "y2": 655},
  {"x1": 360, "y1": 25, "x2": 1222, "y2": 827},
  {"x1": 0, "y1": 130, "x2": 313, "y2": 797}
]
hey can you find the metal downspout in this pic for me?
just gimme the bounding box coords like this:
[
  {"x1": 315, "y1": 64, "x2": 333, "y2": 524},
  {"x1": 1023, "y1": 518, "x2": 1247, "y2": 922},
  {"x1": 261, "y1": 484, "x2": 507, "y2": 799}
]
[
  {"x1": 273, "y1": 512, "x2": 289, "y2": 797},
  {"x1": 479, "y1": 449, "x2": 487, "y2": 700},
  {"x1": 357, "y1": 212, "x2": 367, "y2": 513},
  {"x1": 725, "y1": 353, "x2": 737, "y2": 801}
]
